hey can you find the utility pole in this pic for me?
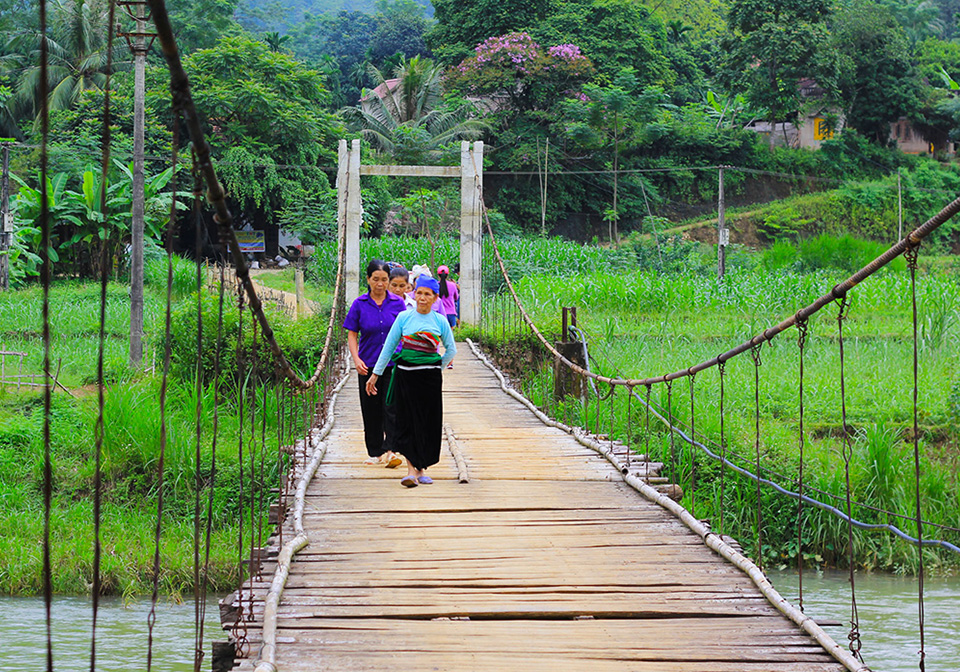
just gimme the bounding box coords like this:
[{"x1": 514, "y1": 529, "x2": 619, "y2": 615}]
[
  {"x1": 717, "y1": 165, "x2": 728, "y2": 279},
  {"x1": 0, "y1": 141, "x2": 12, "y2": 290},
  {"x1": 118, "y1": 2, "x2": 156, "y2": 366}
]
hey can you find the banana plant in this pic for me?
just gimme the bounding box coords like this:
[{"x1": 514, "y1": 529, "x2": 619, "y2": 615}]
[{"x1": 11, "y1": 164, "x2": 186, "y2": 278}]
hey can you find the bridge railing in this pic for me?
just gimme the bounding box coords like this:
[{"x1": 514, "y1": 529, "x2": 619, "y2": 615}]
[{"x1": 472, "y1": 179, "x2": 960, "y2": 671}]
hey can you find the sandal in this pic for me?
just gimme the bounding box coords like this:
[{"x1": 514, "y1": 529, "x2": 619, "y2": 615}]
[
  {"x1": 400, "y1": 475, "x2": 419, "y2": 488},
  {"x1": 385, "y1": 455, "x2": 403, "y2": 469},
  {"x1": 417, "y1": 475, "x2": 433, "y2": 485},
  {"x1": 363, "y1": 456, "x2": 381, "y2": 465}
]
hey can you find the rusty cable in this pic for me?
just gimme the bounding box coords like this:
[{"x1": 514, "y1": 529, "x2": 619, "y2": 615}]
[
  {"x1": 258, "y1": 372, "x2": 268, "y2": 581},
  {"x1": 147, "y1": 109, "x2": 180, "y2": 672},
  {"x1": 39, "y1": 0, "x2": 53, "y2": 665},
  {"x1": 247, "y1": 321, "x2": 259, "y2": 606},
  {"x1": 274, "y1": 370, "x2": 282, "y2": 548},
  {"x1": 626, "y1": 385, "x2": 633, "y2": 468},
  {"x1": 906, "y1": 244, "x2": 926, "y2": 671},
  {"x1": 232, "y1": 284, "x2": 248, "y2": 655},
  {"x1": 192, "y1": 152, "x2": 205, "y2": 671},
  {"x1": 91, "y1": 2, "x2": 117, "y2": 667},
  {"x1": 689, "y1": 374, "x2": 696, "y2": 518},
  {"x1": 796, "y1": 315, "x2": 809, "y2": 612},
  {"x1": 751, "y1": 344, "x2": 764, "y2": 570},
  {"x1": 718, "y1": 360, "x2": 726, "y2": 535},
  {"x1": 608, "y1": 386, "x2": 616, "y2": 457},
  {"x1": 197, "y1": 262, "x2": 225, "y2": 670},
  {"x1": 836, "y1": 296, "x2": 863, "y2": 660},
  {"x1": 666, "y1": 381, "x2": 676, "y2": 485}
]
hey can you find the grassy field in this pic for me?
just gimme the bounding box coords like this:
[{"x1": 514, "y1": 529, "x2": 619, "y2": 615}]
[
  {"x1": 252, "y1": 266, "x2": 332, "y2": 307},
  {"x1": 0, "y1": 264, "x2": 318, "y2": 596},
  {"x1": 473, "y1": 241, "x2": 960, "y2": 573}
]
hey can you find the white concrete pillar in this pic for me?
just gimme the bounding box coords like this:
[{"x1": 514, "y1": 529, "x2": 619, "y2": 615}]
[
  {"x1": 459, "y1": 141, "x2": 483, "y2": 326},
  {"x1": 344, "y1": 139, "x2": 362, "y2": 307}
]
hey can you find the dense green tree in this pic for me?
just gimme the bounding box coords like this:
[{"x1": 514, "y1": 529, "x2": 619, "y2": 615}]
[
  {"x1": 929, "y1": 0, "x2": 960, "y2": 38},
  {"x1": 720, "y1": 0, "x2": 838, "y2": 147},
  {"x1": 167, "y1": 0, "x2": 243, "y2": 53},
  {"x1": 368, "y1": 0, "x2": 431, "y2": 64},
  {"x1": 0, "y1": 0, "x2": 34, "y2": 34},
  {"x1": 562, "y1": 69, "x2": 667, "y2": 243},
  {"x1": 831, "y1": 2, "x2": 922, "y2": 143},
  {"x1": 915, "y1": 37, "x2": 960, "y2": 82},
  {"x1": 286, "y1": 10, "x2": 378, "y2": 104},
  {"x1": 426, "y1": 0, "x2": 554, "y2": 64},
  {"x1": 880, "y1": 0, "x2": 944, "y2": 47},
  {"x1": 179, "y1": 36, "x2": 343, "y2": 219},
  {"x1": 534, "y1": 0, "x2": 673, "y2": 87}
]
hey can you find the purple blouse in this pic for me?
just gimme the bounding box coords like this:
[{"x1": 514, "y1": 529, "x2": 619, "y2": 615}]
[{"x1": 343, "y1": 292, "x2": 406, "y2": 367}]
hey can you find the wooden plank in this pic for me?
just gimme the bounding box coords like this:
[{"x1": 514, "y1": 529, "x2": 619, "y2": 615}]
[{"x1": 358, "y1": 164, "x2": 461, "y2": 177}]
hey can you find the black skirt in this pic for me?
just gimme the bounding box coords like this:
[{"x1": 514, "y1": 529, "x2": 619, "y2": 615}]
[{"x1": 392, "y1": 366, "x2": 443, "y2": 470}]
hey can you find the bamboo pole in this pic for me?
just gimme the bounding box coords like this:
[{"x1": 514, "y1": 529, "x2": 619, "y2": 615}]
[{"x1": 443, "y1": 423, "x2": 470, "y2": 483}]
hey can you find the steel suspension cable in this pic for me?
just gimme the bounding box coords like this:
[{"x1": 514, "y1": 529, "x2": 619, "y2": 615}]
[
  {"x1": 147, "y1": 112, "x2": 180, "y2": 672},
  {"x1": 192, "y1": 155, "x2": 205, "y2": 672},
  {"x1": 232, "y1": 285, "x2": 249, "y2": 656},
  {"x1": 196, "y1": 262, "x2": 226, "y2": 672},
  {"x1": 688, "y1": 375, "x2": 697, "y2": 518},
  {"x1": 906, "y1": 244, "x2": 926, "y2": 671},
  {"x1": 571, "y1": 315, "x2": 960, "y2": 538},
  {"x1": 796, "y1": 316, "x2": 810, "y2": 612},
  {"x1": 718, "y1": 361, "x2": 726, "y2": 535},
  {"x1": 91, "y1": 2, "x2": 118, "y2": 667},
  {"x1": 751, "y1": 345, "x2": 764, "y2": 570},
  {"x1": 39, "y1": 0, "x2": 52, "y2": 661},
  {"x1": 564, "y1": 313, "x2": 960, "y2": 556},
  {"x1": 837, "y1": 296, "x2": 863, "y2": 661}
]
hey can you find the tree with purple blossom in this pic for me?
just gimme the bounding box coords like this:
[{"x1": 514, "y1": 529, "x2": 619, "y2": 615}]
[{"x1": 444, "y1": 32, "x2": 594, "y2": 113}]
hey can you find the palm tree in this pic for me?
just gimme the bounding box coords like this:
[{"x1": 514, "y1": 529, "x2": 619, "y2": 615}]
[
  {"x1": 342, "y1": 56, "x2": 488, "y2": 164},
  {"x1": 2, "y1": 0, "x2": 123, "y2": 123},
  {"x1": 666, "y1": 20, "x2": 692, "y2": 44},
  {"x1": 262, "y1": 31, "x2": 291, "y2": 54},
  {"x1": 367, "y1": 55, "x2": 442, "y2": 124}
]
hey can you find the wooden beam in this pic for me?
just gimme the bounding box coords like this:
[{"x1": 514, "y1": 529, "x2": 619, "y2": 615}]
[{"x1": 359, "y1": 165, "x2": 461, "y2": 177}]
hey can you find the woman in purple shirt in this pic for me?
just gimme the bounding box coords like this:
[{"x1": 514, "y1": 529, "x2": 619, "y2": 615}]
[{"x1": 343, "y1": 259, "x2": 407, "y2": 467}]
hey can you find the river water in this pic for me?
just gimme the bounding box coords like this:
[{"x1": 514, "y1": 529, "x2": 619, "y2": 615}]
[
  {"x1": 769, "y1": 569, "x2": 960, "y2": 672},
  {"x1": 1, "y1": 574, "x2": 956, "y2": 670},
  {"x1": 0, "y1": 595, "x2": 225, "y2": 671}
]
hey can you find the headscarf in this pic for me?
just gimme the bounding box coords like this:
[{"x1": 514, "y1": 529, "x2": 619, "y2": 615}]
[{"x1": 415, "y1": 274, "x2": 440, "y2": 295}]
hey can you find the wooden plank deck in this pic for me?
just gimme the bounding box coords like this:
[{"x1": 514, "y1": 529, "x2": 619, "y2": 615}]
[{"x1": 227, "y1": 346, "x2": 846, "y2": 671}]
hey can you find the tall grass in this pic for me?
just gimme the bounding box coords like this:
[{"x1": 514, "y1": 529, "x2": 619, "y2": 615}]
[
  {"x1": 0, "y1": 273, "x2": 319, "y2": 596},
  {"x1": 477, "y1": 245, "x2": 960, "y2": 573}
]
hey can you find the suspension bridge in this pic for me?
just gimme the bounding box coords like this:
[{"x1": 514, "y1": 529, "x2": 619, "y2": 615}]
[
  {"x1": 217, "y1": 347, "x2": 857, "y2": 672},
  {"x1": 17, "y1": 0, "x2": 958, "y2": 670}
]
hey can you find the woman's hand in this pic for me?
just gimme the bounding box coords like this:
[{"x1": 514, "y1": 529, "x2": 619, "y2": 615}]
[
  {"x1": 365, "y1": 373, "x2": 379, "y2": 396},
  {"x1": 354, "y1": 357, "x2": 369, "y2": 376}
]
